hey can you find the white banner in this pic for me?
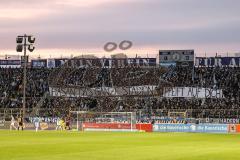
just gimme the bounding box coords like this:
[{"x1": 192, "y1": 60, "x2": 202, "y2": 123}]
[
  {"x1": 49, "y1": 85, "x2": 158, "y2": 97},
  {"x1": 163, "y1": 87, "x2": 224, "y2": 98}
]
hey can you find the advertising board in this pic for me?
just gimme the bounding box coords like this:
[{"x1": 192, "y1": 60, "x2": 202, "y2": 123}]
[
  {"x1": 153, "y1": 124, "x2": 228, "y2": 133},
  {"x1": 83, "y1": 123, "x2": 132, "y2": 129}
]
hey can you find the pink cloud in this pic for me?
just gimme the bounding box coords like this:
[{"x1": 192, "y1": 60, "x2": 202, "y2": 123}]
[{"x1": 0, "y1": 0, "x2": 239, "y2": 57}]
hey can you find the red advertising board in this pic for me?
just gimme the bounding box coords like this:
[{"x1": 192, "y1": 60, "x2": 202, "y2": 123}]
[
  {"x1": 136, "y1": 124, "x2": 153, "y2": 132},
  {"x1": 235, "y1": 124, "x2": 240, "y2": 133},
  {"x1": 83, "y1": 123, "x2": 132, "y2": 129},
  {"x1": 83, "y1": 123, "x2": 153, "y2": 132},
  {"x1": 228, "y1": 124, "x2": 240, "y2": 133}
]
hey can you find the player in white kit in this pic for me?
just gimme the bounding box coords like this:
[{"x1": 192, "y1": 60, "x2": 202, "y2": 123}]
[
  {"x1": 56, "y1": 117, "x2": 61, "y2": 130},
  {"x1": 10, "y1": 115, "x2": 17, "y2": 130},
  {"x1": 34, "y1": 116, "x2": 40, "y2": 132}
]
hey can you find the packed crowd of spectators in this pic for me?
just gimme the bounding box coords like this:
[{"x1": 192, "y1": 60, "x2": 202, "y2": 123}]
[
  {"x1": 0, "y1": 68, "x2": 50, "y2": 113},
  {"x1": 164, "y1": 66, "x2": 240, "y2": 98},
  {"x1": 0, "y1": 66, "x2": 240, "y2": 120}
]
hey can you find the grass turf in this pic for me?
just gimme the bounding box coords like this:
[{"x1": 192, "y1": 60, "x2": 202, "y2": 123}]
[{"x1": 0, "y1": 130, "x2": 240, "y2": 160}]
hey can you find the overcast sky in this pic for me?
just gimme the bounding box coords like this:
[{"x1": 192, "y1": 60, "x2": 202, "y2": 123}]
[{"x1": 0, "y1": 0, "x2": 240, "y2": 58}]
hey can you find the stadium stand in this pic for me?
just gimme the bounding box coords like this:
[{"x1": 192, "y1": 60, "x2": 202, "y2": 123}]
[{"x1": 0, "y1": 65, "x2": 240, "y2": 123}]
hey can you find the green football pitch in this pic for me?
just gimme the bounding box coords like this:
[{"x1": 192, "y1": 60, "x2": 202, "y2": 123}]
[{"x1": 0, "y1": 130, "x2": 239, "y2": 160}]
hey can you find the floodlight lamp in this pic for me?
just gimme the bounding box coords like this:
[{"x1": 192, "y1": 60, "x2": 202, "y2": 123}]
[
  {"x1": 16, "y1": 45, "x2": 23, "y2": 52},
  {"x1": 28, "y1": 36, "x2": 35, "y2": 43},
  {"x1": 28, "y1": 45, "x2": 35, "y2": 52},
  {"x1": 16, "y1": 36, "x2": 23, "y2": 44}
]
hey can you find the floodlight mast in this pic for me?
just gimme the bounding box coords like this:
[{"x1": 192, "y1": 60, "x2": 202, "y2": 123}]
[
  {"x1": 23, "y1": 35, "x2": 27, "y2": 120},
  {"x1": 16, "y1": 34, "x2": 35, "y2": 120}
]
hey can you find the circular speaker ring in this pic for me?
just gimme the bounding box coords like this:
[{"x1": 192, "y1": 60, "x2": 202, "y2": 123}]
[
  {"x1": 104, "y1": 42, "x2": 118, "y2": 52},
  {"x1": 119, "y1": 40, "x2": 132, "y2": 50}
]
